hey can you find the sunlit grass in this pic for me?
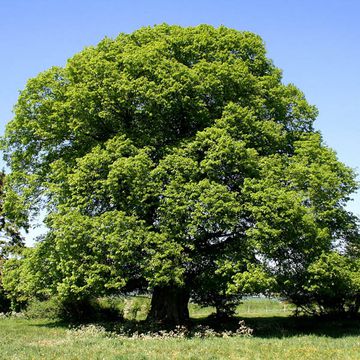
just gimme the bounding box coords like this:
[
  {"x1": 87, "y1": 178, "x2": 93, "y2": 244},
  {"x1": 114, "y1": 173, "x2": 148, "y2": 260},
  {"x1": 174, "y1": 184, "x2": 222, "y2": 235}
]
[
  {"x1": 237, "y1": 297, "x2": 294, "y2": 317},
  {"x1": 189, "y1": 297, "x2": 294, "y2": 319}
]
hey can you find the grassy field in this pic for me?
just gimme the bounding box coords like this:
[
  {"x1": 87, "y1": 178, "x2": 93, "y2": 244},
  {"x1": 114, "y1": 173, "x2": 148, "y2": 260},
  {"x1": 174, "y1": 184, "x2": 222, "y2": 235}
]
[{"x1": 0, "y1": 298, "x2": 359, "y2": 360}]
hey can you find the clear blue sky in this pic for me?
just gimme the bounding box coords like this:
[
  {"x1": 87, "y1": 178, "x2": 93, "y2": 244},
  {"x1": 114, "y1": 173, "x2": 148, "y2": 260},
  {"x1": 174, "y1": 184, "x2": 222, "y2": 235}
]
[{"x1": 1, "y1": 0, "x2": 359, "y2": 242}]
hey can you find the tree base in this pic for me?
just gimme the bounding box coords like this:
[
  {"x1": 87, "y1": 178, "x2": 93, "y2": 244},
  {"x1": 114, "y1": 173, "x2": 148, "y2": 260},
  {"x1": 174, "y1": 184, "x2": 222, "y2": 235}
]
[{"x1": 147, "y1": 286, "x2": 190, "y2": 324}]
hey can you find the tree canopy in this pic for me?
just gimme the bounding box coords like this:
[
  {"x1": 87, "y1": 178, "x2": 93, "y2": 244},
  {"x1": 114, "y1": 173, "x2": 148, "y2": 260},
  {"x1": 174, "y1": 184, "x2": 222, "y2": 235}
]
[{"x1": 2, "y1": 24, "x2": 359, "y2": 322}]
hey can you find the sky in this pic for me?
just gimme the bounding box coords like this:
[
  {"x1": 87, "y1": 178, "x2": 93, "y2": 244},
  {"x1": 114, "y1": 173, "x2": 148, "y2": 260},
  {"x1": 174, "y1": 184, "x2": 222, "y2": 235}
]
[{"x1": 0, "y1": 0, "x2": 359, "y2": 242}]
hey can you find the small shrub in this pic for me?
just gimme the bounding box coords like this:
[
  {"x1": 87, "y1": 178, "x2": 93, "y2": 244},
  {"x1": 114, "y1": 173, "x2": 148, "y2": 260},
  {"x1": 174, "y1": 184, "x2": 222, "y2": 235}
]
[
  {"x1": 25, "y1": 296, "x2": 124, "y2": 321},
  {"x1": 294, "y1": 252, "x2": 360, "y2": 316},
  {"x1": 25, "y1": 297, "x2": 64, "y2": 320}
]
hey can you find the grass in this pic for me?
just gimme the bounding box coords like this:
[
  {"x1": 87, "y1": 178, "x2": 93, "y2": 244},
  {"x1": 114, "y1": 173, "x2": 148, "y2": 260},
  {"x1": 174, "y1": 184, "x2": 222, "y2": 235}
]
[
  {"x1": 188, "y1": 297, "x2": 293, "y2": 319},
  {"x1": 0, "y1": 298, "x2": 359, "y2": 359},
  {"x1": 237, "y1": 297, "x2": 294, "y2": 316}
]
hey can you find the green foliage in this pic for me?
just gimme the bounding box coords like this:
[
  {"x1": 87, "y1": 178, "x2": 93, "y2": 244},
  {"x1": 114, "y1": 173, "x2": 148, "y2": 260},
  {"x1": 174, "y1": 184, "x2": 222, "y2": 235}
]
[
  {"x1": 25, "y1": 296, "x2": 124, "y2": 321},
  {"x1": 191, "y1": 262, "x2": 241, "y2": 318},
  {"x1": 0, "y1": 172, "x2": 25, "y2": 248},
  {"x1": 229, "y1": 264, "x2": 276, "y2": 295},
  {"x1": 23, "y1": 295, "x2": 150, "y2": 322},
  {"x1": 0, "y1": 171, "x2": 25, "y2": 314},
  {"x1": 24, "y1": 297, "x2": 65, "y2": 320},
  {"x1": 1, "y1": 258, "x2": 27, "y2": 311},
  {"x1": 1, "y1": 247, "x2": 43, "y2": 311},
  {"x1": 1, "y1": 24, "x2": 359, "y2": 320},
  {"x1": 301, "y1": 252, "x2": 360, "y2": 315}
]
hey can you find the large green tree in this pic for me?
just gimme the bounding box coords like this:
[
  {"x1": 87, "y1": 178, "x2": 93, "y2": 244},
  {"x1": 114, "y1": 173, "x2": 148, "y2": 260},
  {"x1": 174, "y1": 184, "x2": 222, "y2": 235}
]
[{"x1": 2, "y1": 24, "x2": 359, "y2": 322}]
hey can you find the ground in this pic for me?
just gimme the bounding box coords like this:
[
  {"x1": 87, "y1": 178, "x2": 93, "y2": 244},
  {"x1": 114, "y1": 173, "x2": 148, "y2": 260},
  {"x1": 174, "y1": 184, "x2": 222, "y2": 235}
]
[{"x1": 0, "y1": 299, "x2": 358, "y2": 359}]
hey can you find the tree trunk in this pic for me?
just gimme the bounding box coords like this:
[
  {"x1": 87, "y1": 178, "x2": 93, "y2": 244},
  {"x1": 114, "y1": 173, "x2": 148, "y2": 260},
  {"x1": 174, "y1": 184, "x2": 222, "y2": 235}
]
[{"x1": 147, "y1": 285, "x2": 190, "y2": 324}]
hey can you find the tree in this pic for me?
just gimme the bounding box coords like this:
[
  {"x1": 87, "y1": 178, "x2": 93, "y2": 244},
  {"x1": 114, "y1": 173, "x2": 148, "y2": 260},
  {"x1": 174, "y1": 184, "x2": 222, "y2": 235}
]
[
  {"x1": 0, "y1": 172, "x2": 24, "y2": 312},
  {"x1": 2, "y1": 24, "x2": 359, "y2": 322}
]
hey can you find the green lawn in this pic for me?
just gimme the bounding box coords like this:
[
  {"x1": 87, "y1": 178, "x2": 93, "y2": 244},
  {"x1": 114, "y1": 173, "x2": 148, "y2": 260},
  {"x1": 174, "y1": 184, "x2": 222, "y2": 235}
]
[{"x1": 0, "y1": 299, "x2": 359, "y2": 360}]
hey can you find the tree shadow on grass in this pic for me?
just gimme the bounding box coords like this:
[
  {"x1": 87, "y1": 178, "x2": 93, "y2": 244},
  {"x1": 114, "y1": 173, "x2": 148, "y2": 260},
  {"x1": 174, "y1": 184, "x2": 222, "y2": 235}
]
[
  {"x1": 236, "y1": 315, "x2": 360, "y2": 338},
  {"x1": 30, "y1": 314, "x2": 360, "y2": 339}
]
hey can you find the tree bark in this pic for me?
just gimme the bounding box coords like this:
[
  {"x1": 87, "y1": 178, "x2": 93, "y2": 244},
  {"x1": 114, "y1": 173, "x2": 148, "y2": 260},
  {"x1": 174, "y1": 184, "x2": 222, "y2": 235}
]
[{"x1": 147, "y1": 285, "x2": 190, "y2": 324}]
